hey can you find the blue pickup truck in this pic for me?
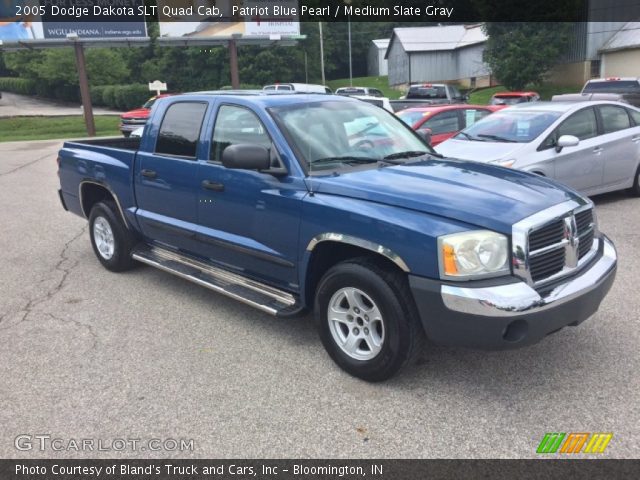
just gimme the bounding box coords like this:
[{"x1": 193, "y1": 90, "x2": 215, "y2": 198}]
[{"x1": 57, "y1": 92, "x2": 617, "y2": 381}]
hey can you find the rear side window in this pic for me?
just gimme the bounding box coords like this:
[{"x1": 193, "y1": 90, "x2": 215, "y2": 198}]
[
  {"x1": 424, "y1": 110, "x2": 460, "y2": 134},
  {"x1": 629, "y1": 108, "x2": 640, "y2": 126},
  {"x1": 599, "y1": 105, "x2": 631, "y2": 133},
  {"x1": 155, "y1": 102, "x2": 207, "y2": 158},
  {"x1": 464, "y1": 109, "x2": 491, "y2": 128},
  {"x1": 210, "y1": 105, "x2": 271, "y2": 162}
]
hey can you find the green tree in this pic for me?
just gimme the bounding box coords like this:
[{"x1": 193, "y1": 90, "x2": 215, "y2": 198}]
[{"x1": 482, "y1": 23, "x2": 573, "y2": 90}]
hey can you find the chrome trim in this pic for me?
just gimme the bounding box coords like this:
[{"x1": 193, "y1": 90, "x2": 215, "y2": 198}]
[
  {"x1": 306, "y1": 233, "x2": 410, "y2": 273},
  {"x1": 132, "y1": 246, "x2": 297, "y2": 315},
  {"x1": 79, "y1": 180, "x2": 130, "y2": 229},
  {"x1": 442, "y1": 236, "x2": 616, "y2": 317},
  {"x1": 512, "y1": 198, "x2": 594, "y2": 287}
]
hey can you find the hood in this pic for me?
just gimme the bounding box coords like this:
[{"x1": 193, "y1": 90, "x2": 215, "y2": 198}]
[
  {"x1": 121, "y1": 108, "x2": 150, "y2": 119},
  {"x1": 436, "y1": 138, "x2": 525, "y2": 163},
  {"x1": 310, "y1": 159, "x2": 580, "y2": 234}
]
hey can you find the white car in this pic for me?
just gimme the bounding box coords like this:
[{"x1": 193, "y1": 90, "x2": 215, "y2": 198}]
[
  {"x1": 263, "y1": 83, "x2": 331, "y2": 94},
  {"x1": 352, "y1": 95, "x2": 393, "y2": 112},
  {"x1": 436, "y1": 101, "x2": 640, "y2": 197}
]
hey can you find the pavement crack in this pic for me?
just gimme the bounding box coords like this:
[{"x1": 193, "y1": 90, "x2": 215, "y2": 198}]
[
  {"x1": 0, "y1": 225, "x2": 87, "y2": 330},
  {"x1": 0, "y1": 152, "x2": 54, "y2": 178},
  {"x1": 45, "y1": 312, "x2": 98, "y2": 352}
]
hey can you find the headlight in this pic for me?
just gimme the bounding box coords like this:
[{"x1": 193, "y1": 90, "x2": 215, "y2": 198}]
[{"x1": 438, "y1": 230, "x2": 510, "y2": 280}]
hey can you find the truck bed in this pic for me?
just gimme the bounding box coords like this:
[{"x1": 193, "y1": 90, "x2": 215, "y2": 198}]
[{"x1": 66, "y1": 136, "x2": 141, "y2": 151}]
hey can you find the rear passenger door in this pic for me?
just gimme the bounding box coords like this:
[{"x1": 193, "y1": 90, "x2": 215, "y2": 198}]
[
  {"x1": 596, "y1": 104, "x2": 640, "y2": 189},
  {"x1": 135, "y1": 101, "x2": 208, "y2": 252},
  {"x1": 195, "y1": 103, "x2": 304, "y2": 289}
]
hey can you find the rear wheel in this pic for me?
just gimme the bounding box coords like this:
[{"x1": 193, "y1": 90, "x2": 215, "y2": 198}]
[
  {"x1": 314, "y1": 258, "x2": 423, "y2": 381},
  {"x1": 89, "y1": 201, "x2": 137, "y2": 272},
  {"x1": 629, "y1": 164, "x2": 640, "y2": 197}
]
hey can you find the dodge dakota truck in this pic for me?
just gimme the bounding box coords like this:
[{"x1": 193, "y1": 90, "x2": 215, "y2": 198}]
[{"x1": 57, "y1": 92, "x2": 617, "y2": 381}]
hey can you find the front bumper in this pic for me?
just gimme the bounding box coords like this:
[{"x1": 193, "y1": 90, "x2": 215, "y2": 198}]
[
  {"x1": 120, "y1": 122, "x2": 146, "y2": 133},
  {"x1": 410, "y1": 235, "x2": 617, "y2": 349}
]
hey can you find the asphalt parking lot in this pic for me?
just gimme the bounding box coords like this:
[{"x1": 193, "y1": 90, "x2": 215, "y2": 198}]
[{"x1": 0, "y1": 139, "x2": 638, "y2": 459}]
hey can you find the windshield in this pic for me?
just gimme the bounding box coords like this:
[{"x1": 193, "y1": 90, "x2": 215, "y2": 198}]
[
  {"x1": 270, "y1": 100, "x2": 434, "y2": 172},
  {"x1": 490, "y1": 96, "x2": 527, "y2": 105},
  {"x1": 337, "y1": 88, "x2": 366, "y2": 95},
  {"x1": 454, "y1": 110, "x2": 562, "y2": 143},
  {"x1": 397, "y1": 110, "x2": 429, "y2": 126},
  {"x1": 583, "y1": 80, "x2": 640, "y2": 93}
]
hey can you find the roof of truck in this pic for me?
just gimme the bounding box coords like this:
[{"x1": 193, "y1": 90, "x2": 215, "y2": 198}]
[{"x1": 179, "y1": 91, "x2": 355, "y2": 108}]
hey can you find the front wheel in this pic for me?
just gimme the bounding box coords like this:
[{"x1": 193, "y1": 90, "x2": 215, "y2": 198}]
[
  {"x1": 314, "y1": 258, "x2": 423, "y2": 381},
  {"x1": 89, "y1": 201, "x2": 137, "y2": 272}
]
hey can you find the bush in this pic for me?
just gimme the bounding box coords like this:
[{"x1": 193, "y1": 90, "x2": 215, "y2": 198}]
[
  {"x1": 0, "y1": 77, "x2": 37, "y2": 95},
  {"x1": 90, "y1": 85, "x2": 108, "y2": 106},
  {"x1": 114, "y1": 84, "x2": 150, "y2": 110},
  {"x1": 101, "y1": 86, "x2": 117, "y2": 108}
]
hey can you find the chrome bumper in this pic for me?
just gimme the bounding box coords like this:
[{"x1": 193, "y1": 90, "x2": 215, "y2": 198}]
[{"x1": 441, "y1": 236, "x2": 616, "y2": 317}]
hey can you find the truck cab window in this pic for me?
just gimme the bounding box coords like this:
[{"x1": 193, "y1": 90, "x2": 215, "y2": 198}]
[
  {"x1": 155, "y1": 102, "x2": 207, "y2": 158},
  {"x1": 210, "y1": 105, "x2": 273, "y2": 163}
]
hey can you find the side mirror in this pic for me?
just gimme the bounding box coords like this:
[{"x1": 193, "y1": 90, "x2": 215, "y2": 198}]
[
  {"x1": 555, "y1": 135, "x2": 579, "y2": 153},
  {"x1": 222, "y1": 144, "x2": 271, "y2": 170},
  {"x1": 418, "y1": 127, "x2": 432, "y2": 146}
]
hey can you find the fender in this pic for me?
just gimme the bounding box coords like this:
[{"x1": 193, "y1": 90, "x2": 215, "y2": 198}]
[{"x1": 78, "y1": 180, "x2": 130, "y2": 229}]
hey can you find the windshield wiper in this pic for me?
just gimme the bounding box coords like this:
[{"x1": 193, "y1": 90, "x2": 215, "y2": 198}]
[
  {"x1": 457, "y1": 131, "x2": 482, "y2": 141},
  {"x1": 477, "y1": 134, "x2": 517, "y2": 143},
  {"x1": 383, "y1": 150, "x2": 442, "y2": 162},
  {"x1": 312, "y1": 156, "x2": 381, "y2": 167}
]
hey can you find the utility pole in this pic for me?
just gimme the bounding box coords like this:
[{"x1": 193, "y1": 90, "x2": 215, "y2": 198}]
[
  {"x1": 319, "y1": 22, "x2": 325, "y2": 85},
  {"x1": 229, "y1": 39, "x2": 239, "y2": 89},
  {"x1": 72, "y1": 39, "x2": 95, "y2": 137}
]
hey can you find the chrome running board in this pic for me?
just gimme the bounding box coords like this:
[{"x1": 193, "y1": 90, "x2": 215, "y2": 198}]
[{"x1": 132, "y1": 245, "x2": 302, "y2": 317}]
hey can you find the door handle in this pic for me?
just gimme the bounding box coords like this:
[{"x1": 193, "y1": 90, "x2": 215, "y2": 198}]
[
  {"x1": 141, "y1": 169, "x2": 158, "y2": 179},
  {"x1": 202, "y1": 180, "x2": 225, "y2": 192},
  {"x1": 593, "y1": 147, "x2": 604, "y2": 154}
]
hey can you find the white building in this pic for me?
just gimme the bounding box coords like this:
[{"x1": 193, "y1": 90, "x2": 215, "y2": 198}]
[
  {"x1": 368, "y1": 39, "x2": 390, "y2": 77},
  {"x1": 385, "y1": 24, "x2": 491, "y2": 88}
]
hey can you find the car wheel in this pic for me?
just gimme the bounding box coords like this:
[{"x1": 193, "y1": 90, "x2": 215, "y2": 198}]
[
  {"x1": 89, "y1": 201, "x2": 137, "y2": 272},
  {"x1": 314, "y1": 258, "x2": 423, "y2": 381},
  {"x1": 629, "y1": 164, "x2": 640, "y2": 197}
]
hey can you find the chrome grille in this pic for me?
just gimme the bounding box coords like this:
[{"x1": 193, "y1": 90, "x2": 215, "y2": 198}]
[{"x1": 512, "y1": 200, "x2": 598, "y2": 287}]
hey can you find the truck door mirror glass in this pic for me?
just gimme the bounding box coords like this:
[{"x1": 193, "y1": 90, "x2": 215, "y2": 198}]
[
  {"x1": 556, "y1": 135, "x2": 580, "y2": 152},
  {"x1": 222, "y1": 144, "x2": 271, "y2": 170}
]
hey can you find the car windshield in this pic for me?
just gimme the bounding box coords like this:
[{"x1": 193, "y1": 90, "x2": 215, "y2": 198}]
[
  {"x1": 583, "y1": 80, "x2": 640, "y2": 93},
  {"x1": 454, "y1": 110, "x2": 562, "y2": 143},
  {"x1": 490, "y1": 96, "x2": 526, "y2": 105},
  {"x1": 337, "y1": 88, "x2": 366, "y2": 95},
  {"x1": 270, "y1": 100, "x2": 434, "y2": 172},
  {"x1": 397, "y1": 110, "x2": 429, "y2": 126}
]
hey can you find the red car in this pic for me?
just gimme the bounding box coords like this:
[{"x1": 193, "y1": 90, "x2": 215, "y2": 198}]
[
  {"x1": 120, "y1": 94, "x2": 175, "y2": 137},
  {"x1": 397, "y1": 104, "x2": 504, "y2": 146},
  {"x1": 489, "y1": 91, "x2": 540, "y2": 106}
]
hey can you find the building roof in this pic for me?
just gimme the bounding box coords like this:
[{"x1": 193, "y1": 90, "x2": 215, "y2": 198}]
[
  {"x1": 600, "y1": 22, "x2": 640, "y2": 53},
  {"x1": 371, "y1": 39, "x2": 390, "y2": 50},
  {"x1": 385, "y1": 24, "x2": 486, "y2": 59}
]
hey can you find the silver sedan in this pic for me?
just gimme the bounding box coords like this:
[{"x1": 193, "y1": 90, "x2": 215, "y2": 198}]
[{"x1": 436, "y1": 101, "x2": 640, "y2": 197}]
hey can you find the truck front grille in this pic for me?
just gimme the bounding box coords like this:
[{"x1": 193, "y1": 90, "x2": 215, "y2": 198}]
[{"x1": 512, "y1": 201, "x2": 598, "y2": 288}]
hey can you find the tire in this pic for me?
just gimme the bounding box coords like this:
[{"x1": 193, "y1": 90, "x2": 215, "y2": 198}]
[
  {"x1": 629, "y1": 164, "x2": 640, "y2": 197},
  {"x1": 88, "y1": 201, "x2": 137, "y2": 272},
  {"x1": 314, "y1": 258, "x2": 424, "y2": 382}
]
